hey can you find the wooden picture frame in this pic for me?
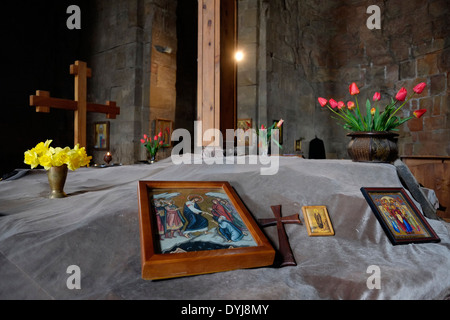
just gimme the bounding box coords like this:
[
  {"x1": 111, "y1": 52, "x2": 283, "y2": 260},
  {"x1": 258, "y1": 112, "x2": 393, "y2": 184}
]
[
  {"x1": 93, "y1": 122, "x2": 110, "y2": 151},
  {"x1": 137, "y1": 181, "x2": 275, "y2": 280},
  {"x1": 361, "y1": 187, "x2": 441, "y2": 245},
  {"x1": 302, "y1": 206, "x2": 335, "y2": 236},
  {"x1": 237, "y1": 119, "x2": 252, "y2": 146},
  {"x1": 155, "y1": 119, "x2": 174, "y2": 148}
]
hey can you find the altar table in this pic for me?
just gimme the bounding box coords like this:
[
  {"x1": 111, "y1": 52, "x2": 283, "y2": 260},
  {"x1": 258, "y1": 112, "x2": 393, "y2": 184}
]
[{"x1": 0, "y1": 156, "x2": 449, "y2": 300}]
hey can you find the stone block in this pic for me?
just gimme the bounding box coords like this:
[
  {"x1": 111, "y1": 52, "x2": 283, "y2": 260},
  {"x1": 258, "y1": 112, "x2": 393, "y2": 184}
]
[
  {"x1": 389, "y1": 37, "x2": 411, "y2": 61},
  {"x1": 424, "y1": 115, "x2": 446, "y2": 131},
  {"x1": 429, "y1": 0, "x2": 449, "y2": 17},
  {"x1": 419, "y1": 97, "x2": 433, "y2": 111},
  {"x1": 407, "y1": 118, "x2": 423, "y2": 132},
  {"x1": 417, "y1": 52, "x2": 439, "y2": 76},
  {"x1": 432, "y1": 96, "x2": 442, "y2": 116},
  {"x1": 400, "y1": 60, "x2": 416, "y2": 79},
  {"x1": 430, "y1": 74, "x2": 447, "y2": 95},
  {"x1": 438, "y1": 48, "x2": 450, "y2": 73}
]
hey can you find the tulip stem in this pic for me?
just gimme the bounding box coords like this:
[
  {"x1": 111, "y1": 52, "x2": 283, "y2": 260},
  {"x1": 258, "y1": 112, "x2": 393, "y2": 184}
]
[
  {"x1": 355, "y1": 96, "x2": 367, "y2": 130},
  {"x1": 386, "y1": 92, "x2": 416, "y2": 125}
]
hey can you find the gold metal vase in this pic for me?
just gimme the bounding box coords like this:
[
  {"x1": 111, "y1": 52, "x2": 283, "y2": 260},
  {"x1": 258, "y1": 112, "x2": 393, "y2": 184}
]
[{"x1": 47, "y1": 165, "x2": 68, "y2": 199}]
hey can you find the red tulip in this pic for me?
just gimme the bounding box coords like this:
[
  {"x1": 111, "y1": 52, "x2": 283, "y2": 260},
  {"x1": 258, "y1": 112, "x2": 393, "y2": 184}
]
[
  {"x1": 373, "y1": 92, "x2": 381, "y2": 101},
  {"x1": 329, "y1": 99, "x2": 338, "y2": 109},
  {"x1": 159, "y1": 141, "x2": 164, "y2": 145},
  {"x1": 413, "y1": 82, "x2": 427, "y2": 94},
  {"x1": 349, "y1": 83, "x2": 360, "y2": 96},
  {"x1": 413, "y1": 109, "x2": 427, "y2": 119},
  {"x1": 143, "y1": 134, "x2": 148, "y2": 140},
  {"x1": 261, "y1": 125, "x2": 266, "y2": 130},
  {"x1": 318, "y1": 97, "x2": 328, "y2": 107},
  {"x1": 338, "y1": 101, "x2": 345, "y2": 110},
  {"x1": 140, "y1": 139, "x2": 146, "y2": 144},
  {"x1": 396, "y1": 88, "x2": 407, "y2": 101},
  {"x1": 154, "y1": 135, "x2": 158, "y2": 141},
  {"x1": 158, "y1": 131, "x2": 163, "y2": 138},
  {"x1": 347, "y1": 101, "x2": 356, "y2": 110}
]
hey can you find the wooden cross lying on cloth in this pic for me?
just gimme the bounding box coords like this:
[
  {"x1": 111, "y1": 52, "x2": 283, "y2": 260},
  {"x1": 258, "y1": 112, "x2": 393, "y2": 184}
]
[
  {"x1": 258, "y1": 205, "x2": 302, "y2": 267},
  {"x1": 30, "y1": 61, "x2": 120, "y2": 148}
]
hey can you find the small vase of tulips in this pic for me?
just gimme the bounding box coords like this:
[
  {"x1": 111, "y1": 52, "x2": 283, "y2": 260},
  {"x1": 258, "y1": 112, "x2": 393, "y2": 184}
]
[{"x1": 140, "y1": 131, "x2": 169, "y2": 164}]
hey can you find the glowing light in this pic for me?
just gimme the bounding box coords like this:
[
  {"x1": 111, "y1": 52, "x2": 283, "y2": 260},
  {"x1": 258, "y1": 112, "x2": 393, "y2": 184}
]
[{"x1": 235, "y1": 51, "x2": 244, "y2": 62}]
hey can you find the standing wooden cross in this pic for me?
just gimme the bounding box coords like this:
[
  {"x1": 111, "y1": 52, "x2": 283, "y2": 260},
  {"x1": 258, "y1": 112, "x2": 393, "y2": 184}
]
[
  {"x1": 258, "y1": 205, "x2": 302, "y2": 267},
  {"x1": 30, "y1": 61, "x2": 120, "y2": 148}
]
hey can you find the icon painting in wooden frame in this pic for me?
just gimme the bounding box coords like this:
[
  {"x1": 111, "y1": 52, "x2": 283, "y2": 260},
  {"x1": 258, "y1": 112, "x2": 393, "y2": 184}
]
[
  {"x1": 137, "y1": 181, "x2": 275, "y2": 280},
  {"x1": 361, "y1": 187, "x2": 440, "y2": 246}
]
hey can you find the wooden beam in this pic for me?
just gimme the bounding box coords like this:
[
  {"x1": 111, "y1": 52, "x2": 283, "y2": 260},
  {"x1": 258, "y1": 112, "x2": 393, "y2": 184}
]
[
  {"x1": 198, "y1": 0, "x2": 221, "y2": 147},
  {"x1": 30, "y1": 93, "x2": 120, "y2": 119},
  {"x1": 30, "y1": 91, "x2": 77, "y2": 112},
  {"x1": 71, "y1": 61, "x2": 88, "y2": 147}
]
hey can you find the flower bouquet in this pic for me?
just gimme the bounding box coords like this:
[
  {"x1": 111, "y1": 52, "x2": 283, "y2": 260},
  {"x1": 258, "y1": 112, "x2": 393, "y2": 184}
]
[
  {"x1": 24, "y1": 140, "x2": 92, "y2": 198},
  {"x1": 24, "y1": 140, "x2": 92, "y2": 171},
  {"x1": 140, "y1": 131, "x2": 170, "y2": 163},
  {"x1": 318, "y1": 82, "x2": 428, "y2": 163},
  {"x1": 256, "y1": 119, "x2": 284, "y2": 155},
  {"x1": 318, "y1": 82, "x2": 427, "y2": 132}
]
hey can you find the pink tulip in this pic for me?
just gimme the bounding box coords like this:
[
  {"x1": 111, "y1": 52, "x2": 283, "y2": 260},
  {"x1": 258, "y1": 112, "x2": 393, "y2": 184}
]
[
  {"x1": 373, "y1": 92, "x2": 381, "y2": 101},
  {"x1": 261, "y1": 125, "x2": 266, "y2": 130},
  {"x1": 318, "y1": 97, "x2": 328, "y2": 107},
  {"x1": 338, "y1": 101, "x2": 345, "y2": 110},
  {"x1": 140, "y1": 139, "x2": 146, "y2": 144},
  {"x1": 349, "y1": 83, "x2": 360, "y2": 96},
  {"x1": 329, "y1": 99, "x2": 338, "y2": 109},
  {"x1": 396, "y1": 88, "x2": 407, "y2": 101},
  {"x1": 413, "y1": 109, "x2": 427, "y2": 119},
  {"x1": 158, "y1": 131, "x2": 163, "y2": 138},
  {"x1": 276, "y1": 119, "x2": 284, "y2": 128},
  {"x1": 154, "y1": 135, "x2": 158, "y2": 141},
  {"x1": 159, "y1": 141, "x2": 164, "y2": 145},
  {"x1": 347, "y1": 101, "x2": 355, "y2": 110},
  {"x1": 413, "y1": 82, "x2": 427, "y2": 94},
  {"x1": 143, "y1": 134, "x2": 148, "y2": 140}
]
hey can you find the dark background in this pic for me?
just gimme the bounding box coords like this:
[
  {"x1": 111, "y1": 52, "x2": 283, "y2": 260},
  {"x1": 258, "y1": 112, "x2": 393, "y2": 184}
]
[{"x1": 1, "y1": 1, "x2": 89, "y2": 177}]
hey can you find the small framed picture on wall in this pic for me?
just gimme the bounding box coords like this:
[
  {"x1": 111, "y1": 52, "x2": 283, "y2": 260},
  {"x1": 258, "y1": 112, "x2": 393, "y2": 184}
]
[{"x1": 94, "y1": 122, "x2": 110, "y2": 151}]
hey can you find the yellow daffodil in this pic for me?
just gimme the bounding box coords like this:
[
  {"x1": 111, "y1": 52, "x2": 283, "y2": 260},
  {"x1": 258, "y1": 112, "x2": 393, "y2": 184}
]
[
  {"x1": 24, "y1": 150, "x2": 40, "y2": 169},
  {"x1": 24, "y1": 141, "x2": 92, "y2": 171}
]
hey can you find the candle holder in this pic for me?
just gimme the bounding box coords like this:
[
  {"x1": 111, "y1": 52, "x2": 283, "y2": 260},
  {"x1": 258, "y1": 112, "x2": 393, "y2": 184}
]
[{"x1": 104, "y1": 152, "x2": 112, "y2": 165}]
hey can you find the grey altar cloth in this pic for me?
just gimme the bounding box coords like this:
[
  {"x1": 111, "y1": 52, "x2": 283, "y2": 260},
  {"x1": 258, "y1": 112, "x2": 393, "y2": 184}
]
[{"x1": 0, "y1": 156, "x2": 449, "y2": 300}]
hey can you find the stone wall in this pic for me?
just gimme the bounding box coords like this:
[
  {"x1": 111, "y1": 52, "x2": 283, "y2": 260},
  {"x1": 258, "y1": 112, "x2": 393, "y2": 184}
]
[
  {"x1": 328, "y1": 0, "x2": 450, "y2": 157},
  {"x1": 85, "y1": 0, "x2": 177, "y2": 165},
  {"x1": 238, "y1": 0, "x2": 449, "y2": 158}
]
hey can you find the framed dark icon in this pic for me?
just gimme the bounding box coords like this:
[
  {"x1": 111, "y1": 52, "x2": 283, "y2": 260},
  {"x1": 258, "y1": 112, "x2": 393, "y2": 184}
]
[
  {"x1": 137, "y1": 181, "x2": 275, "y2": 280},
  {"x1": 237, "y1": 118, "x2": 253, "y2": 146},
  {"x1": 155, "y1": 119, "x2": 174, "y2": 148},
  {"x1": 361, "y1": 187, "x2": 440, "y2": 245}
]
